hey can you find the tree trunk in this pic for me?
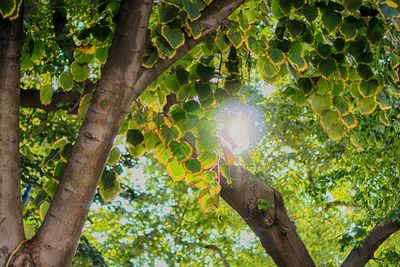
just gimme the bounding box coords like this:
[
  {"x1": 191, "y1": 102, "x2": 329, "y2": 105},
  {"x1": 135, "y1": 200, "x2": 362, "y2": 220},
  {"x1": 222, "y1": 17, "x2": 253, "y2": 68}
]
[
  {"x1": 18, "y1": 0, "x2": 153, "y2": 265},
  {"x1": 0, "y1": 15, "x2": 24, "y2": 267}
]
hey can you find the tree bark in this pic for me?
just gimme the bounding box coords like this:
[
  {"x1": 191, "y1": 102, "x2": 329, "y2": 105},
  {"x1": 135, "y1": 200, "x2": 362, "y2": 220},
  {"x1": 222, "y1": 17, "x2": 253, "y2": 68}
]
[
  {"x1": 17, "y1": 1, "x2": 153, "y2": 265},
  {"x1": 0, "y1": 15, "x2": 25, "y2": 267},
  {"x1": 341, "y1": 221, "x2": 400, "y2": 267},
  {"x1": 220, "y1": 166, "x2": 316, "y2": 267}
]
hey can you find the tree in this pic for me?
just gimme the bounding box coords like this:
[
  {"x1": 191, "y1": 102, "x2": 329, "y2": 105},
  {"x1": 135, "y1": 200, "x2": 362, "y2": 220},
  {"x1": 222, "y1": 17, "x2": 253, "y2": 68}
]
[{"x1": 1, "y1": 0, "x2": 400, "y2": 266}]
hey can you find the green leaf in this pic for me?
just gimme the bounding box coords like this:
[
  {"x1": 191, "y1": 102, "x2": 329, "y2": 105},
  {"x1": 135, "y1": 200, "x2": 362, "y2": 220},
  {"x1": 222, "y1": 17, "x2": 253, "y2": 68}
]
[
  {"x1": 126, "y1": 129, "x2": 145, "y2": 147},
  {"x1": 160, "y1": 125, "x2": 181, "y2": 143},
  {"x1": 320, "y1": 110, "x2": 340, "y2": 130},
  {"x1": 183, "y1": 100, "x2": 201, "y2": 114},
  {"x1": 359, "y1": 79, "x2": 379, "y2": 98},
  {"x1": 184, "y1": 19, "x2": 202, "y2": 39},
  {"x1": 161, "y1": 24, "x2": 185, "y2": 49},
  {"x1": 142, "y1": 50, "x2": 158, "y2": 68},
  {"x1": 357, "y1": 96, "x2": 377, "y2": 115},
  {"x1": 39, "y1": 201, "x2": 50, "y2": 221},
  {"x1": 195, "y1": 82, "x2": 212, "y2": 100},
  {"x1": 344, "y1": 0, "x2": 362, "y2": 12},
  {"x1": 327, "y1": 123, "x2": 346, "y2": 141},
  {"x1": 155, "y1": 144, "x2": 172, "y2": 164},
  {"x1": 99, "y1": 171, "x2": 121, "y2": 202},
  {"x1": 310, "y1": 94, "x2": 332, "y2": 114},
  {"x1": 226, "y1": 28, "x2": 243, "y2": 49},
  {"x1": 197, "y1": 152, "x2": 218, "y2": 169},
  {"x1": 24, "y1": 223, "x2": 35, "y2": 239},
  {"x1": 257, "y1": 59, "x2": 279, "y2": 79},
  {"x1": 92, "y1": 25, "x2": 112, "y2": 42},
  {"x1": 184, "y1": 158, "x2": 202, "y2": 173},
  {"x1": 198, "y1": 190, "x2": 218, "y2": 213},
  {"x1": 176, "y1": 68, "x2": 189, "y2": 85},
  {"x1": 159, "y1": 4, "x2": 179, "y2": 24},
  {"x1": 182, "y1": 0, "x2": 205, "y2": 20},
  {"x1": 267, "y1": 47, "x2": 285, "y2": 66},
  {"x1": 220, "y1": 164, "x2": 231, "y2": 182},
  {"x1": 357, "y1": 64, "x2": 374, "y2": 80},
  {"x1": 278, "y1": 0, "x2": 292, "y2": 13},
  {"x1": 40, "y1": 84, "x2": 54, "y2": 106},
  {"x1": 169, "y1": 104, "x2": 187, "y2": 123},
  {"x1": 58, "y1": 73, "x2": 74, "y2": 91},
  {"x1": 318, "y1": 59, "x2": 337, "y2": 77},
  {"x1": 70, "y1": 61, "x2": 90, "y2": 82},
  {"x1": 144, "y1": 132, "x2": 160, "y2": 150},
  {"x1": 168, "y1": 140, "x2": 192, "y2": 161},
  {"x1": 377, "y1": 91, "x2": 392, "y2": 110},
  {"x1": 0, "y1": 0, "x2": 17, "y2": 19},
  {"x1": 152, "y1": 35, "x2": 176, "y2": 59},
  {"x1": 303, "y1": 5, "x2": 318, "y2": 22},
  {"x1": 107, "y1": 147, "x2": 121, "y2": 166},
  {"x1": 224, "y1": 77, "x2": 241, "y2": 95},
  {"x1": 166, "y1": 160, "x2": 186, "y2": 181},
  {"x1": 287, "y1": 20, "x2": 304, "y2": 37},
  {"x1": 196, "y1": 64, "x2": 214, "y2": 83},
  {"x1": 321, "y1": 9, "x2": 342, "y2": 32},
  {"x1": 333, "y1": 96, "x2": 351, "y2": 116},
  {"x1": 77, "y1": 94, "x2": 92, "y2": 120},
  {"x1": 196, "y1": 135, "x2": 219, "y2": 152},
  {"x1": 342, "y1": 113, "x2": 358, "y2": 129},
  {"x1": 340, "y1": 22, "x2": 357, "y2": 40},
  {"x1": 95, "y1": 47, "x2": 109, "y2": 63}
]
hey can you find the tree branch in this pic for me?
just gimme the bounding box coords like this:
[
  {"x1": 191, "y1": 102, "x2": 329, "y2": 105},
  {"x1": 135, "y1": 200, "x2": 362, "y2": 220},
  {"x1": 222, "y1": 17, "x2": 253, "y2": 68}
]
[
  {"x1": 20, "y1": 82, "x2": 95, "y2": 113},
  {"x1": 20, "y1": 89, "x2": 81, "y2": 112},
  {"x1": 0, "y1": 14, "x2": 25, "y2": 266},
  {"x1": 129, "y1": 0, "x2": 245, "y2": 99},
  {"x1": 341, "y1": 221, "x2": 400, "y2": 267},
  {"x1": 159, "y1": 92, "x2": 315, "y2": 266}
]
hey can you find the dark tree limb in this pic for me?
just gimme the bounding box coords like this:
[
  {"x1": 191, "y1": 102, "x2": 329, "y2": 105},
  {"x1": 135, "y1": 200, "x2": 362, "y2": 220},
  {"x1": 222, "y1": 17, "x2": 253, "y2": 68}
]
[
  {"x1": 20, "y1": 89, "x2": 81, "y2": 112},
  {"x1": 0, "y1": 14, "x2": 25, "y2": 267},
  {"x1": 220, "y1": 167, "x2": 315, "y2": 267},
  {"x1": 20, "y1": 82, "x2": 95, "y2": 113},
  {"x1": 161, "y1": 94, "x2": 315, "y2": 266},
  {"x1": 341, "y1": 221, "x2": 400, "y2": 267}
]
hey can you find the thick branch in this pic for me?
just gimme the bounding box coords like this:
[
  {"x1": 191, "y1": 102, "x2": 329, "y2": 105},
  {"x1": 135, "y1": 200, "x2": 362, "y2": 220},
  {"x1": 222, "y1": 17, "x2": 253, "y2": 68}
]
[
  {"x1": 0, "y1": 14, "x2": 25, "y2": 266},
  {"x1": 20, "y1": 89, "x2": 81, "y2": 112},
  {"x1": 160, "y1": 93, "x2": 315, "y2": 266},
  {"x1": 27, "y1": 1, "x2": 153, "y2": 265},
  {"x1": 341, "y1": 221, "x2": 400, "y2": 267},
  {"x1": 130, "y1": 0, "x2": 244, "y2": 98},
  {"x1": 20, "y1": 82, "x2": 95, "y2": 113},
  {"x1": 222, "y1": 167, "x2": 315, "y2": 267}
]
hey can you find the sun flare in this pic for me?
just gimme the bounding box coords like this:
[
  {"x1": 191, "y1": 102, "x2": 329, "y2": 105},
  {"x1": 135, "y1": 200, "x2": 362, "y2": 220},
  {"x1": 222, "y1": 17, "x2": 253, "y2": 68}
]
[{"x1": 226, "y1": 113, "x2": 251, "y2": 154}]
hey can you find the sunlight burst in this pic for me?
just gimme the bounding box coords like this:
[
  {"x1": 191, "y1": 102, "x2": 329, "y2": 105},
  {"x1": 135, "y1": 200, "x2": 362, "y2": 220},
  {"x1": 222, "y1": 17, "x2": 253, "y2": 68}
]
[{"x1": 225, "y1": 113, "x2": 251, "y2": 154}]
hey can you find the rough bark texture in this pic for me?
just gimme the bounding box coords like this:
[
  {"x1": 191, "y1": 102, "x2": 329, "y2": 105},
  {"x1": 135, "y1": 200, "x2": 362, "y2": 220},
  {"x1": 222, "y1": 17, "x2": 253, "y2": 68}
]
[
  {"x1": 222, "y1": 167, "x2": 316, "y2": 267},
  {"x1": 341, "y1": 221, "x2": 400, "y2": 267},
  {"x1": 0, "y1": 16, "x2": 25, "y2": 267},
  {"x1": 17, "y1": 1, "x2": 153, "y2": 265}
]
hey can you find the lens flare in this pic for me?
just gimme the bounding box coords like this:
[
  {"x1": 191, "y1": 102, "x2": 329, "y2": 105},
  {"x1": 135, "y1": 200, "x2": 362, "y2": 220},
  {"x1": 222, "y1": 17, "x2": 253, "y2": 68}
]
[{"x1": 226, "y1": 113, "x2": 251, "y2": 154}]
